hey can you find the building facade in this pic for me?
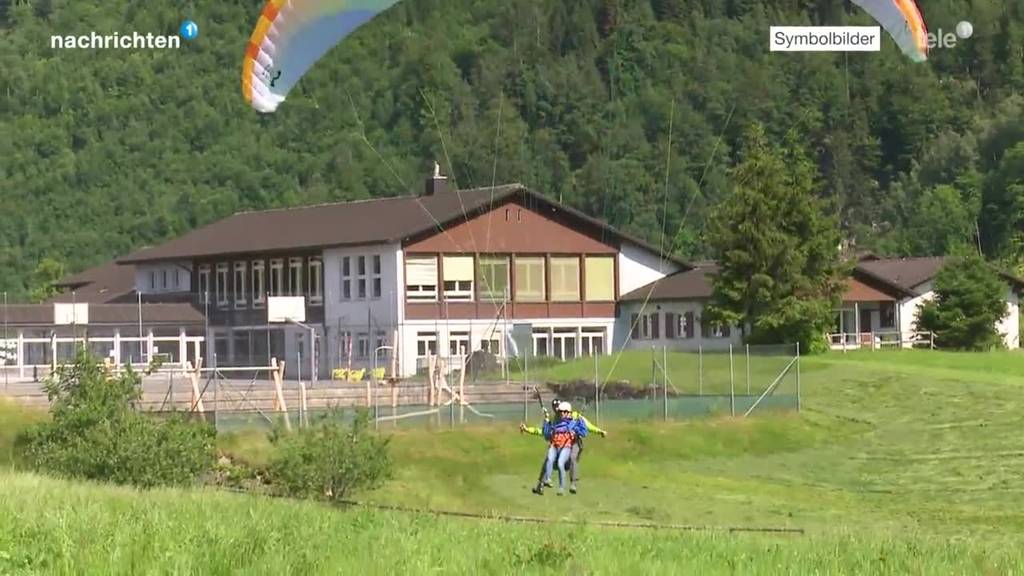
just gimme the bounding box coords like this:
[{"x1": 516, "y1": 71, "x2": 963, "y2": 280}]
[{"x1": 114, "y1": 175, "x2": 681, "y2": 378}]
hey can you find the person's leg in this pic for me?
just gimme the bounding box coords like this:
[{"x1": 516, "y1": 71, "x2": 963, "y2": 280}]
[
  {"x1": 556, "y1": 447, "x2": 571, "y2": 493},
  {"x1": 538, "y1": 453, "x2": 552, "y2": 486},
  {"x1": 534, "y1": 446, "x2": 556, "y2": 494},
  {"x1": 569, "y1": 443, "x2": 582, "y2": 492}
]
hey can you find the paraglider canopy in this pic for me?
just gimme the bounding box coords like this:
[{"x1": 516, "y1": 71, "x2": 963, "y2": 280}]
[
  {"x1": 850, "y1": 0, "x2": 928, "y2": 62},
  {"x1": 241, "y1": 0, "x2": 403, "y2": 113}
]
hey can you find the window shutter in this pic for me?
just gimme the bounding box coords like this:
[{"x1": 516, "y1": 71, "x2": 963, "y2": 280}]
[
  {"x1": 685, "y1": 312, "x2": 695, "y2": 338},
  {"x1": 406, "y1": 256, "x2": 438, "y2": 285},
  {"x1": 651, "y1": 313, "x2": 660, "y2": 339},
  {"x1": 665, "y1": 313, "x2": 676, "y2": 339},
  {"x1": 630, "y1": 314, "x2": 640, "y2": 340},
  {"x1": 442, "y1": 256, "x2": 474, "y2": 282}
]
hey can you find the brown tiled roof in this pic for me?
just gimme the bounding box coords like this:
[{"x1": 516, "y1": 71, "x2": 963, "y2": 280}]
[
  {"x1": 118, "y1": 184, "x2": 685, "y2": 266},
  {"x1": 1, "y1": 304, "x2": 204, "y2": 327},
  {"x1": 619, "y1": 263, "x2": 718, "y2": 302},
  {"x1": 855, "y1": 256, "x2": 948, "y2": 293},
  {"x1": 842, "y1": 278, "x2": 896, "y2": 302},
  {"x1": 49, "y1": 261, "x2": 137, "y2": 304}
]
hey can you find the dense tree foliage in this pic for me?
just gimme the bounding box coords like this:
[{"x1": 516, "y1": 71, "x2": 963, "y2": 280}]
[
  {"x1": 705, "y1": 124, "x2": 844, "y2": 352},
  {"x1": 915, "y1": 258, "x2": 1009, "y2": 350},
  {"x1": 3, "y1": 0, "x2": 1024, "y2": 298}
]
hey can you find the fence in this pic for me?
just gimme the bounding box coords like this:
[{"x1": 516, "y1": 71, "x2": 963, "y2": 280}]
[
  {"x1": 201, "y1": 344, "x2": 801, "y2": 433},
  {"x1": 827, "y1": 330, "x2": 934, "y2": 351}
]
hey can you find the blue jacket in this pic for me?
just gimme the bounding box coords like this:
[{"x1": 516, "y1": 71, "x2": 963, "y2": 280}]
[{"x1": 542, "y1": 416, "x2": 588, "y2": 442}]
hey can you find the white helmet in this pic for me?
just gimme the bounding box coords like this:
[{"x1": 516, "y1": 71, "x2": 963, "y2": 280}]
[{"x1": 557, "y1": 401, "x2": 572, "y2": 412}]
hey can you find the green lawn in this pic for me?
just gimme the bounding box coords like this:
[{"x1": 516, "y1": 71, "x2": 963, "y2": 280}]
[{"x1": 4, "y1": 349, "x2": 1024, "y2": 572}]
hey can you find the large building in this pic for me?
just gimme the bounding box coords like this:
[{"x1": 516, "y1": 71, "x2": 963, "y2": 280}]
[{"x1": 111, "y1": 171, "x2": 683, "y2": 378}]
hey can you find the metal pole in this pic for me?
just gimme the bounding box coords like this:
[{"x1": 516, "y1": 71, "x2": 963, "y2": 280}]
[
  {"x1": 138, "y1": 291, "x2": 144, "y2": 365},
  {"x1": 3, "y1": 291, "x2": 8, "y2": 393},
  {"x1": 698, "y1": 345, "x2": 703, "y2": 396},
  {"x1": 729, "y1": 343, "x2": 735, "y2": 417},
  {"x1": 796, "y1": 341, "x2": 801, "y2": 413},
  {"x1": 594, "y1": 351, "x2": 600, "y2": 423},
  {"x1": 310, "y1": 326, "x2": 316, "y2": 389},
  {"x1": 662, "y1": 346, "x2": 668, "y2": 421},
  {"x1": 746, "y1": 343, "x2": 750, "y2": 395}
]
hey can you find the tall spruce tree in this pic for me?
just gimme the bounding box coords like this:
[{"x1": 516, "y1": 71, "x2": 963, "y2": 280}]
[{"x1": 706, "y1": 123, "x2": 845, "y2": 352}]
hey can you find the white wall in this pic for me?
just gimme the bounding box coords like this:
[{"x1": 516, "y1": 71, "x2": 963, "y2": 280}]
[
  {"x1": 997, "y1": 287, "x2": 1020, "y2": 349},
  {"x1": 321, "y1": 243, "x2": 403, "y2": 373},
  {"x1": 618, "y1": 243, "x2": 680, "y2": 298},
  {"x1": 134, "y1": 262, "x2": 191, "y2": 294},
  {"x1": 898, "y1": 281, "x2": 935, "y2": 337},
  {"x1": 614, "y1": 300, "x2": 741, "y2": 352}
]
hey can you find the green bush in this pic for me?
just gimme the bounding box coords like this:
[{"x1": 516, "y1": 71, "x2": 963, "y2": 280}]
[
  {"x1": 16, "y1": 349, "x2": 215, "y2": 488},
  {"x1": 267, "y1": 410, "x2": 392, "y2": 502}
]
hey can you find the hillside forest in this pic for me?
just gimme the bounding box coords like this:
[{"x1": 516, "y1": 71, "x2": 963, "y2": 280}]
[{"x1": 3, "y1": 0, "x2": 1024, "y2": 299}]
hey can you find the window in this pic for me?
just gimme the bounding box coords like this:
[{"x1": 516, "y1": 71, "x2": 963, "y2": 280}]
[
  {"x1": 668, "y1": 312, "x2": 694, "y2": 339},
  {"x1": 581, "y1": 328, "x2": 605, "y2": 356},
  {"x1": 233, "y1": 261, "x2": 247, "y2": 308},
  {"x1": 477, "y1": 256, "x2": 510, "y2": 301},
  {"x1": 481, "y1": 335, "x2": 501, "y2": 355},
  {"x1": 443, "y1": 256, "x2": 474, "y2": 301},
  {"x1": 356, "y1": 333, "x2": 370, "y2": 359},
  {"x1": 532, "y1": 329, "x2": 550, "y2": 357},
  {"x1": 701, "y1": 317, "x2": 730, "y2": 339},
  {"x1": 372, "y1": 255, "x2": 382, "y2": 299},
  {"x1": 149, "y1": 270, "x2": 157, "y2": 290},
  {"x1": 550, "y1": 257, "x2": 580, "y2": 301},
  {"x1": 269, "y1": 259, "x2": 284, "y2": 296},
  {"x1": 448, "y1": 331, "x2": 470, "y2": 357},
  {"x1": 374, "y1": 331, "x2": 388, "y2": 354},
  {"x1": 356, "y1": 256, "x2": 367, "y2": 299},
  {"x1": 197, "y1": 265, "x2": 210, "y2": 304},
  {"x1": 340, "y1": 257, "x2": 352, "y2": 300},
  {"x1": 174, "y1": 268, "x2": 180, "y2": 289},
  {"x1": 216, "y1": 264, "x2": 229, "y2": 308},
  {"x1": 514, "y1": 257, "x2": 545, "y2": 302},
  {"x1": 251, "y1": 261, "x2": 266, "y2": 307},
  {"x1": 881, "y1": 302, "x2": 896, "y2": 329},
  {"x1": 630, "y1": 313, "x2": 640, "y2": 340},
  {"x1": 552, "y1": 329, "x2": 577, "y2": 361},
  {"x1": 406, "y1": 255, "x2": 438, "y2": 301},
  {"x1": 416, "y1": 332, "x2": 437, "y2": 358},
  {"x1": 639, "y1": 313, "x2": 660, "y2": 340},
  {"x1": 584, "y1": 256, "x2": 615, "y2": 301},
  {"x1": 288, "y1": 257, "x2": 303, "y2": 296},
  {"x1": 308, "y1": 256, "x2": 323, "y2": 305}
]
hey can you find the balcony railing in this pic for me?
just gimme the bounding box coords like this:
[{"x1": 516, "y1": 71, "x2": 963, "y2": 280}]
[{"x1": 827, "y1": 331, "x2": 934, "y2": 351}]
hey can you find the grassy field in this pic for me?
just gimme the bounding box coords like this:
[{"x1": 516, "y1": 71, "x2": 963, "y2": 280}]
[{"x1": 3, "y1": 349, "x2": 1024, "y2": 573}]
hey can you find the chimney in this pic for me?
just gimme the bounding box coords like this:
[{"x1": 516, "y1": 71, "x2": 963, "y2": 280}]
[{"x1": 424, "y1": 161, "x2": 449, "y2": 196}]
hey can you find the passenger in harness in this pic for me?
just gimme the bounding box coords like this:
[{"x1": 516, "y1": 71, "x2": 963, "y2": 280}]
[
  {"x1": 521, "y1": 397, "x2": 607, "y2": 494},
  {"x1": 531, "y1": 401, "x2": 586, "y2": 495}
]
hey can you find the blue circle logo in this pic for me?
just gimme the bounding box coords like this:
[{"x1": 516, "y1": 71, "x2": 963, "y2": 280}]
[{"x1": 179, "y1": 20, "x2": 198, "y2": 41}]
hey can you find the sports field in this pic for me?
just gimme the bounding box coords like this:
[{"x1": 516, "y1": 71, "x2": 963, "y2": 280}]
[{"x1": 3, "y1": 350, "x2": 1024, "y2": 573}]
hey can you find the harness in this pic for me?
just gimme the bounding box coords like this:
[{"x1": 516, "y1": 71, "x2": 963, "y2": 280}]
[{"x1": 550, "y1": 420, "x2": 574, "y2": 449}]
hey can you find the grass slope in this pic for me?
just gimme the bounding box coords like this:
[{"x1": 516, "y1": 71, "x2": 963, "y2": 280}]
[
  {"x1": 4, "y1": 350, "x2": 1024, "y2": 572},
  {"x1": 1, "y1": 471, "x2": 1021, "y2": 575}
]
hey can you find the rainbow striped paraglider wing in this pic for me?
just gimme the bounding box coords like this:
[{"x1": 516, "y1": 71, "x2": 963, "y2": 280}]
[
  {"x1": 851, "y1": 0, "x2": 928, "y2": 62},
  {"x1": 242, "y1": 0, "x2": 402, "y2": 113}
]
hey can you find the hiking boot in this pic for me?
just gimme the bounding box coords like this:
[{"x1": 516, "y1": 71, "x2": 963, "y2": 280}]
[
  {"x1": 543, "y1": 480, "x2": 553, "y2": 488},
  {"x1": 532, "y1": 485, "x2": 544, "y2": 495},
  {"x1": 569, "y1": 484, "x2": 577, "y2": 494}
]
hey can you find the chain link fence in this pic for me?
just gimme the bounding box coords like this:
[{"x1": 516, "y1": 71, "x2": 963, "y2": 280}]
[{"x1": 199, "y1": 344, "x2": 800, "y2": 433}]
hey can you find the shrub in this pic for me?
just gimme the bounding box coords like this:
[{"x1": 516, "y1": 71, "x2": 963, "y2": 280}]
[
  {"x1": 267, "y1": 409, "x2": 392, "y2": 502},
  {"x1": 17, "y1": 349, "x2": 215, "y2": 488},
  {"x1": 915, "y1": 257, "x2": 1009, "y2": 350}
]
